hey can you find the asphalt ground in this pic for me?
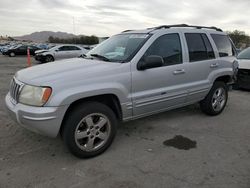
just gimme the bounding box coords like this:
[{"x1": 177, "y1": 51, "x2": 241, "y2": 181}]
[{"x1": 0, "y1": 55, "x2": 250, "y2": 188}]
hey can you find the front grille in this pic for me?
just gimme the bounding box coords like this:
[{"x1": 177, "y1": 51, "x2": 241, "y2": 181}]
[
  {"x1": 238, "y1": 69, "x2": 250, "y2": 76},
  {"x1": 238, "y1": 69, "x2": 250, "y2": 83},
  {"x1": 10, "y1": 78, "x2": 22, "y2": 103}
]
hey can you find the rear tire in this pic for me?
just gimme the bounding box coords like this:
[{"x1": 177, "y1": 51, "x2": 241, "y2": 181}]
[
  {"x1": 62, "y1": 102, "x2": 117, "y2": 158},
  {"x1": 200, "y1": 81, "x2": 228, "y2": 116}
]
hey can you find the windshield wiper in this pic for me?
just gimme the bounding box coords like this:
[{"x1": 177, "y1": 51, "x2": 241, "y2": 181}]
[{"x1": 90, "y1": 54, "x2": 110, "y2": 62}]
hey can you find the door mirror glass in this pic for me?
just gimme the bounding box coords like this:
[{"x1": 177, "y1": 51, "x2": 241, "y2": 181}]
[{"x1": 138, "y1": 55, "x2": 164, "y2": 70}]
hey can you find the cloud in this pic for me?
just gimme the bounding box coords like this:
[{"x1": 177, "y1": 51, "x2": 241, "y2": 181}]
[{"x1": 0, "y1": 0, "x2": 249, "y2": 36}]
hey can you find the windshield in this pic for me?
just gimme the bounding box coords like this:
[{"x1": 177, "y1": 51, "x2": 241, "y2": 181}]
[
  {"x1": 49, "y1": 46, "x2": 59, "y2": 51},
  {"x1": 10, "y1": 45, "x2": 20, "y2": 49},
  {"x1": 85, "y1": 33, "x2": 150, "y2": 62},
  {"x1": 238, "y1": 47, "x2": 250, "y2": 59},
  {"x1": 48, "y1": 45, "x2": 55, "y2": 49}
]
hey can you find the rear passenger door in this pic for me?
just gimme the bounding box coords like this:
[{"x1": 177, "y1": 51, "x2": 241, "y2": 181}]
[{"x1": 181, "y1": 32, "x2": 218, "y2": 103}]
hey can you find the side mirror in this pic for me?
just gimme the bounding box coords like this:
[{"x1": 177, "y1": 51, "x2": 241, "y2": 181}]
[
  {"x1": 55, "y1": 49, "x2": 59, "y2": 52},
  {"x1": 137, "y1": 55, "x2": 164, "y2": 70}
]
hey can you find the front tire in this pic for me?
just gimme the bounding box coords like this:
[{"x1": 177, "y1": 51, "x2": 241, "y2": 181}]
[
  {"x1": 200, "y1": 81, "x2": 228, "y2": 116},
  {"x1": 45, "y1": 55, "x2": 54, "y2": 62},
  {"x1": 62, "y1": 102, "x2": 117, "y2": 158},
  {"x1": 9, "y1": 52, "x2": 15, "y2": 57}
]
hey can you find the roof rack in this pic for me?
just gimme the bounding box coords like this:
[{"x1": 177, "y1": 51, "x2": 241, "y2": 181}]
[
  {"x1": 122, "y1": 30, "x2": 133, "y2": 33},
  {"x1": 148, "y1": 24, "x2": 223, "y2": 32}
]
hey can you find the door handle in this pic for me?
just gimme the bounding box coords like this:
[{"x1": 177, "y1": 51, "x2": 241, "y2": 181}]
[
  {"x1": 210, "y1": 63, "x2": 219, "y2": 68},
  {"x1": 173, "y1": 69, "x2": 185, "y2": 75}
]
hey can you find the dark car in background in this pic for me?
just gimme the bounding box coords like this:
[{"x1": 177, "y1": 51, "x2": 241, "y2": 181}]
[
  {"x1": 235, "y1": 47, "x2": 250, "y2": 90},
  {"x1": 3, "y1": 45, "x2": 40, "y2": 57}
]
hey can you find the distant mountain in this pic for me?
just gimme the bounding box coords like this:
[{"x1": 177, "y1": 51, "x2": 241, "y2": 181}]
[{"x1": 13, "y1": 31, "x2": 77, "y2": 42}]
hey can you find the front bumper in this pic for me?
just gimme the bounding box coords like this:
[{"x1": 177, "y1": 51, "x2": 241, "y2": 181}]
[
  {"x1": 237, "y1": 69, "x2": 250, "y2": 90},
  {"x1": 35, "y1": 54, "x2": 46, "y2": 62},
  {"x1": 5, "y1": 93, "x2": 68, "y2": 138}
]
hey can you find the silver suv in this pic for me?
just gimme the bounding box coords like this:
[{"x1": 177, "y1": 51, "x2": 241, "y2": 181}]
[{"x1": 5, "y1": 24, "x2": 238, "y2": 158}]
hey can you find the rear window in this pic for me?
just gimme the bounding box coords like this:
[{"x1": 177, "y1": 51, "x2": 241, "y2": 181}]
[{"x1": 211, "y1": 34, "x2": 234, "y2": 57}]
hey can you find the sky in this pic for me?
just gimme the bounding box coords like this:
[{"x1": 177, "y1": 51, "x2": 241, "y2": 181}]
[{"x1": 0, "y1": 0, "x2": 249, "y2": 37}]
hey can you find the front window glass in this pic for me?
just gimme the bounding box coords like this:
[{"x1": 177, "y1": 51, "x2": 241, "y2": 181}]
[
  {"x1": 71, "y1": 46, "x2": 81, "y2": 50},
  {"x1": 143, "y1": 33, "x2": 182, "y2": 66},
  {"x1": 86, "y1": 34, "x2": 150, "y2": 62},
  {"x1": 19, "y1": 46, "x2": 27, "y2": 50},
  {"x1": 58, "y1": 46, "x2": 70, "y2": 51}
]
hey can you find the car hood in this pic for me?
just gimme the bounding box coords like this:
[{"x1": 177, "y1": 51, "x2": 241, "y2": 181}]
[
  {"x1": 16, "y1": 58, "x2": 123, "y2": 85},
  {"x1": 238, "y1": 59, "x2": 250, "y2": 69},
  {"x1": 35, "y1": 49, "x2": 49, "y2": 54}
]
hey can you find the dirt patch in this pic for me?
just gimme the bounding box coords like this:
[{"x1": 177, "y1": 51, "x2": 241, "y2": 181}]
[{"x1": 163, "y1": 135, "x2": 196, "y2": 150}]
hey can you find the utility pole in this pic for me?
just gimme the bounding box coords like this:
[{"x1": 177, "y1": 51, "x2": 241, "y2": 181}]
[{"x1": 73, "y1": 17, "x2": 76, "y2": 44}]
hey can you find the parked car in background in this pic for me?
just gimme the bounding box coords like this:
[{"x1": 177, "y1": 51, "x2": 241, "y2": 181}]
[
  {"x1": 2, "y1": 45, "x2": 40, "y2": 57},
  {"x1": 35, "y1": 44, "x2": 88, "y2": 63},
  {"x1": 1, "y1": 44, "x2": 13, "y2": 54},
  {"x1": 235, "y1": 47, "x2": 250, "y2": 90},
  {"x1": 0, "y1": 43, "x2": 9, "y2": 54},
  {"x1": 36, "y1": 44, "x2": 49, "y2": 50}
]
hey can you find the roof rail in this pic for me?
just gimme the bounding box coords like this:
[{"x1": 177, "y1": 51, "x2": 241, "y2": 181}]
[
  {"x1": 148, "y1": 24, "x2": 223, "y2": 32},
  {"x1": 122, "y1": 30, "x2": 133, "y2": 33}
]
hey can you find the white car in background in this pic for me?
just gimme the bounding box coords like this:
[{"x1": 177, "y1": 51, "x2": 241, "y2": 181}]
[
  {"x1": 235, "y1": 47, "x2": 250, "y2": 90},
  {"x1": 35, "y1": 44, "x2": 89, "y2": 63}
]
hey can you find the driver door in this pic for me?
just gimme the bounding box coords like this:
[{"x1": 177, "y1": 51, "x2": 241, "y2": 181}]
[{"x1": 54, "y1": 46, "x2": 70, "y2": 59}]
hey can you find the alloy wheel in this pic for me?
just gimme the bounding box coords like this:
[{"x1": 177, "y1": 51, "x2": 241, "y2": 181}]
[
  {"x1": 74, "y1": 113, "x2": 111, "y2": 152},
  {"x1": 211, "y1": 87, "x2": 226, "y2": 112}
]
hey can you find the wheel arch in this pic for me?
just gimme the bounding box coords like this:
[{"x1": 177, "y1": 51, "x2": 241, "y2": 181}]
[
  {"x1": 60, "y1": 94, "x2": 122, "y2": 135},
  {"x1": 214, "y1": 75, "x2": 233, "y2": 85},
  {"x1": 9, "y1": 51, "x2": 15, "y2": 56}
]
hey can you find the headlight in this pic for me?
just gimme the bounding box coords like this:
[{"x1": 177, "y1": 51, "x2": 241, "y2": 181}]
[{"x1": 18, "y1": 85, "x2": 52, "y2": 106}]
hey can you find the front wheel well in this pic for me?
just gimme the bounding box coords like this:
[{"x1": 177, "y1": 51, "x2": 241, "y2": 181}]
[{"x1": 60, "y1": 94, "x2": 122, "y2": 135}]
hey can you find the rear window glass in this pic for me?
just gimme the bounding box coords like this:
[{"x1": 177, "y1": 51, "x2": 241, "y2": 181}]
[
  {"x1": 201, "y1": 34, "x2": 215, "y2": 59},
  {"x1": 211, "y1": 34, "x2": 234, "y2": 57},
  {"x1": 185, "y1": 33, "x2": 215, "y2": 62}
]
